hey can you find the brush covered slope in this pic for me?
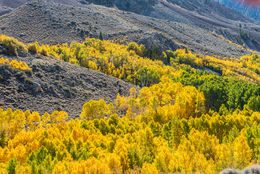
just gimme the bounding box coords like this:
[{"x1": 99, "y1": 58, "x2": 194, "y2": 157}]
[
  {"x1": 0, "y1": 0, "x2": 259, "y2": 58},
  {"x1": 0, "y1": 36, "x2": 137, "y2": 117},
  {"x1": 0, "y1": 35, "x2": 259, "y2": 173}
]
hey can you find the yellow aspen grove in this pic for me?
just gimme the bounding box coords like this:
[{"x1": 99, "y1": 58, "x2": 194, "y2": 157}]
[{"x1": 0, "y1": 35, "x2": 259, "y2": 173}]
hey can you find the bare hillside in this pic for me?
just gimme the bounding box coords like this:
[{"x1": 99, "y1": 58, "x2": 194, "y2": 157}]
[
  {"x1": 0, "y1": 0, "x2": 256, "y2": 58},
  {"x1": 1, "y1": 0, "x2": 258, "y2": 52},
  {"x1": 0, "y1": 50, "x2": 137, "y2": 117}
]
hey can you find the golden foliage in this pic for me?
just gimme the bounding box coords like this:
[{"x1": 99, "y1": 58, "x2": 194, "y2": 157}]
[
  {"x1": 0, "y1": 35, "x2": 259, "y2": 84},
  {"x1": 0, "y1": 84, "x2": 258, "y2": 173},
  {"x1": 169, "y1": 49, "x2": 260, "y2": 83},
  {"x1": 0, "y1": 57, "x2": 31, "y2": 71},
  {"x1": 0, "y1": 35, "x2": 259, "y2": 174},
  {"x1": 0, "y1": 35, "x2": 27, "y2": 56}
]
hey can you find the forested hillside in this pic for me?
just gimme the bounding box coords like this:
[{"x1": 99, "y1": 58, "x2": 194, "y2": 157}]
[{"x1": 0, "y1": 35, "x2": 259, "y2": 173}]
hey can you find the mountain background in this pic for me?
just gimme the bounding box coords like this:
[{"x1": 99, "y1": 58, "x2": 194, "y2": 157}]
[
  {"x1": 218, "y1": 0, "x2": 260, "y2": 21},
  {"x1": 0, "y1": 0, "x2": 259, "y2": 59}
]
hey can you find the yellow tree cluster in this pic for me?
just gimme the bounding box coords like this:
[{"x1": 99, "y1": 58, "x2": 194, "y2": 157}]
[
  {"x1": 0, "y1": 35, "x2": 259, "y2": 84},
  {"x1": 0, "y1": 35, "x2": 259, "y2": 174},
  {"x1": 27, "y1": 39, "x2": 178, "y2": 86},
  {"x1": 0, "y1": 35, "x2": 27, "y2": 56},
  {"x1": 0, "y1": 80, "x2": 259, "y2": 174},
  {"x1": 0, "y1": 58, "x2": 31, "y2": 71},
  {"x1": 168, "y1": 49, "x2": 260, "y2": 83},
  {"x1": 30, "y1": 38, "x2": 259, "y2": 84},
  {"x1": 115, "y1": 77, "x2": 205, "y2": 122}
]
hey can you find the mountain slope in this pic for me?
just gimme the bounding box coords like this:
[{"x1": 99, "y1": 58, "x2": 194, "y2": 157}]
[
  {"x1": 0, "y1": 51, "x2": 137, "y2": 117},
  {"x1": 79, "y1": 0, "x2": 260, "y2": 51},
  {"x1": 0, "y1": 0, "x2": 257, "y2": 58},
  {"x1": 82, "y1": 0, "x2": 252, "y2": 22}
]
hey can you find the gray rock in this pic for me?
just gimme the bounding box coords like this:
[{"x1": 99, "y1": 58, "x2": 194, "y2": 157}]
[
  {"x1": 32, "y1": 82, "x2": 42, "y2": 93},
  {"x1": 243, "y1": 165, "x2": 260, "y2": 174},
  {"x1": 220, "y1": 169, "x2": 242, "y2": 174}
]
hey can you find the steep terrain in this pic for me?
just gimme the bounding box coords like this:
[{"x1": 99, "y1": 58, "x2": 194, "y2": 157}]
[
  {"x1": 0, "y1": 0, "x2": 258, "y2": 58},
  {"x1": 1, "y1": 0, "x2": 259, "y2": 53},
  {"x1": 82, "y1": 0, "x2": 252, "y2": 22},
  {"x1": 0, "y1": 51, "x2": 137, "y2": 117}
]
